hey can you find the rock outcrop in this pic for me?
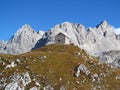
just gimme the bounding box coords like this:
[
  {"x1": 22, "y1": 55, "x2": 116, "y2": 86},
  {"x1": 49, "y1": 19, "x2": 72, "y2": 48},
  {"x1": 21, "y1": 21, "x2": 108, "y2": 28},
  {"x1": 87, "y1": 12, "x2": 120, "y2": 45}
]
[
  {"x1": 98, "y1": 50, "x2": 120, "y2": 68},
  {"x1": 75, "y1": 64, "x2": 90, "y2": 77},
  {"x1": 2, "y1": 72, "x2": 31, "y2": 90}
]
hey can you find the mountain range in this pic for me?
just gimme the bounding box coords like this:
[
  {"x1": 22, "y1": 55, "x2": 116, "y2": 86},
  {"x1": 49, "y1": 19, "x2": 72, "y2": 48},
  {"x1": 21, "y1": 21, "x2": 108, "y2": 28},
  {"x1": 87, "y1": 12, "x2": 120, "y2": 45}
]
[
  {"x1": 0, "y1": 20, "x2": 120, "y2": 55},
  {"x1": 0, "y1": 20, "x2": 120, "y2": 68},
  {"x1": 0, "y1": 21, "x2": 120, "y2": 90}
]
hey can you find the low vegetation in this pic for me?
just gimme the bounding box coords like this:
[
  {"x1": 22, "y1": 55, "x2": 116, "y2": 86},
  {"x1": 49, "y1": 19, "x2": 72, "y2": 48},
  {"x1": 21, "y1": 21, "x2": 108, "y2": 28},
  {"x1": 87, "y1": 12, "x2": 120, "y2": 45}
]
[{"x1": 0, "y1": 44, "x2": 120, "y2": 90}]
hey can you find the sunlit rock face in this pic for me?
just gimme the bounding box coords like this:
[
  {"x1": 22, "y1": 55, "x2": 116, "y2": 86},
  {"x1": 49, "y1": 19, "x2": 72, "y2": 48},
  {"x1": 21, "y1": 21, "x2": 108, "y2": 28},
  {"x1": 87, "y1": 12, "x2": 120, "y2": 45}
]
[
  {"x1": 37, "y1": 21, "x2": 120, "y2": 56},
  {"x1": 0, "y1": 24, "x2": 44, "y2": 54},
  {"x1": 0, "y1": 21, "x2": 120, "y2": 59}
]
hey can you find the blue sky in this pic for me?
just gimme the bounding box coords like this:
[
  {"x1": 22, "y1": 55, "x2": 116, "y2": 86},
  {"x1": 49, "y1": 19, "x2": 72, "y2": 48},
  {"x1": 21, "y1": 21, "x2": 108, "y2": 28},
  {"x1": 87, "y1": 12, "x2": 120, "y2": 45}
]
[{"x1": 0, "y1": 0, "x2": 120, "y2": 41}]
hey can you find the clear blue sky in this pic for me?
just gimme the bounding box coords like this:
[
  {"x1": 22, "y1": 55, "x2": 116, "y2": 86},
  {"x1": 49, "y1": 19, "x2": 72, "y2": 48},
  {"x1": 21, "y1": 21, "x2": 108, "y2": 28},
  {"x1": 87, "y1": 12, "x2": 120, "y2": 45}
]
[{"x1": 0, "y1": 0, "x2": 120, "y2": 41}]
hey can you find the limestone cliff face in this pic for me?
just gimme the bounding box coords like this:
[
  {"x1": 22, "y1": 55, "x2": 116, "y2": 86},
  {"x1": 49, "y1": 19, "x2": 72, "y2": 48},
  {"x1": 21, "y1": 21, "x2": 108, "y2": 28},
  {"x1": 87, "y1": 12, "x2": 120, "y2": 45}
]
[
  {"x1": 34, "y1": 21, "x2": 120, "y2": 68},
  {"x1": 37, "y1": 21, "x2": 120, "y2": 56},
  {"x1": 0, "y1": 21, "x2": 120, "y2": 56},
  {"x1": 82, "y1": 21, "x2": 119, "y2": 55},
  {"x1": 0, "y1": 24, "x2": 44, "y2": 54}
]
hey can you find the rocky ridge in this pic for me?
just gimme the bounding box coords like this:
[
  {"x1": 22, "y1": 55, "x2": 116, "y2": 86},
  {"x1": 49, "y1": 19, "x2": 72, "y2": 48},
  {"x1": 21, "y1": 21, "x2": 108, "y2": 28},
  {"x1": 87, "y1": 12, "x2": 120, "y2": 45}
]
[
  {"x1": 38, "y1": 20, "x2": 120, "y2": 56},
  {"x1": 0, "y1": 21, "x2": 120, "y2": 55},
  {"x1": 0, "y1": 24, "x2": 44, "y2": 54}
]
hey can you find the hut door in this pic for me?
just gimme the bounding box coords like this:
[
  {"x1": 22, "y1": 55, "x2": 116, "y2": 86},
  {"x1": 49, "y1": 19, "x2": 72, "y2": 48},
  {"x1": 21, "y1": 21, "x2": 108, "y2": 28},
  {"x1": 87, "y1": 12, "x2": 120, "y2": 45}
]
[{"x1": 57, "y1": 40, "x2": 61, "y2": 44}]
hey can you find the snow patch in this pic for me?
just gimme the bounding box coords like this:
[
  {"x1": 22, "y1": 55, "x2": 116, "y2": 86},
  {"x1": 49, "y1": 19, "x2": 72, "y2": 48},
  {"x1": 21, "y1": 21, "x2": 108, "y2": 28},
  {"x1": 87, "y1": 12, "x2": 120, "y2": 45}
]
[{"x1": 114, "y1": 28, "x2": 120, "y2": 34}]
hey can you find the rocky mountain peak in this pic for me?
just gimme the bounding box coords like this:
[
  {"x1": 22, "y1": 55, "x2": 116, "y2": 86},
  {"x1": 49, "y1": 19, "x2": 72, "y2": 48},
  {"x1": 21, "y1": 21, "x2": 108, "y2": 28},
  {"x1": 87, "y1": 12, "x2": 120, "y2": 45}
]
[
  {"x1": 8, "y1": 24, "x2": 36, "y2": 43},
  {"x1": 62, "y1": 21, "x2": 71, "y2": 24},
  {"x1": 17, "y1": 24, "x2": 34, "y2": 34},
  {"x1": 10, "y1": 24, "x2": 35, "y2": 40},
  {"x1": 96, "y1": 20, "x2": 109, "y2": 28},
  {"x1": 21, "y1": 24, "x2": 32, "y2": 30},
  {"x1": 53, "y1": 22, "x2": 72, "y2": 29},
  {"x1": 0, "y1": 24, "x2": 44, "y2": 54},
  {"x1": 100, "y1": 20, "x2": 108, "y2": 26},
  {"x1": 94, "y1": 20, "x2": 115, "y2": 37}
]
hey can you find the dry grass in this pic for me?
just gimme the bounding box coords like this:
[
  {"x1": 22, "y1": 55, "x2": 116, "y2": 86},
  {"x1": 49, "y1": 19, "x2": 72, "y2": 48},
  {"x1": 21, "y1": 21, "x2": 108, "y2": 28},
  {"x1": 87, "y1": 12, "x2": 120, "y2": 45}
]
[{"x1": 0, "y1": 44, "x2": 120, "y2": 90}]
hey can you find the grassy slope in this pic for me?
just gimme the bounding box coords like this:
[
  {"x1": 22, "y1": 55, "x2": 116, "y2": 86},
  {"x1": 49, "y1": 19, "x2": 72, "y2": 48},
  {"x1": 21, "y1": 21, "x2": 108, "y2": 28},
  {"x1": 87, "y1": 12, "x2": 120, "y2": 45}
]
[{"x1": 0, "y1": 44, "x2": 120, "y2": 90}]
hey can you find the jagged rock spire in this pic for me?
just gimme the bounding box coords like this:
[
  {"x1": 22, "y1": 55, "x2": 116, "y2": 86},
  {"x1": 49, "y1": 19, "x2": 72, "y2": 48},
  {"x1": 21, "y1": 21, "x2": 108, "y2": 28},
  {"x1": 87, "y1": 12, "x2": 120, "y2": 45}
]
[{"x1": 96, "y1": 20, "x2": 109, "y2": 28}]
